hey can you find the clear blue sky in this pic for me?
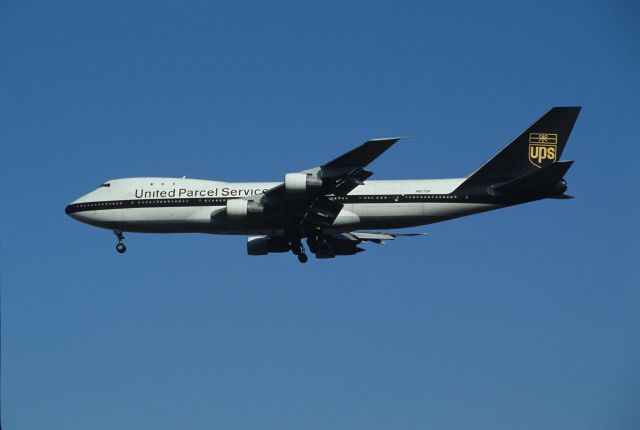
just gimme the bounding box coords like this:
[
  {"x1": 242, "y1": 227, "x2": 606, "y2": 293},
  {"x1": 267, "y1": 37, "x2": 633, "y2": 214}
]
[{"x1": 1, "y1": 1, "x2": 638, "y2": 428}]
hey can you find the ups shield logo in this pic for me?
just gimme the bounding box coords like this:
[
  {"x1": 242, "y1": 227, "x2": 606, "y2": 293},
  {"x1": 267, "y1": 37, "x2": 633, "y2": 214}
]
[{"x1": 528, "y1": 132, "x2": 558, "y2": 168}]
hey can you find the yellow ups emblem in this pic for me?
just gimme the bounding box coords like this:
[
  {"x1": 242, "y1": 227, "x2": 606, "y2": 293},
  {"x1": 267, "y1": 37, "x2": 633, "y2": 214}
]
[{"x1": 529, "y1": 132, "x2": 558, "y2": 168}]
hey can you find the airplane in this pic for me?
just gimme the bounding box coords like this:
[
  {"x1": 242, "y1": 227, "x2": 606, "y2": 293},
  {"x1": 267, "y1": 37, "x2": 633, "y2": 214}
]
[{"x1": 65, "y1": 107, "x2": 580, "y2": 263}]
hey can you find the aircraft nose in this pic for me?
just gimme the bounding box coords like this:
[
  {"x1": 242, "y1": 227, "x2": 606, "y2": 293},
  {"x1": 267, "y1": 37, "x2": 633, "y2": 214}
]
[
  {"x1": 65, "y1": 200, "x2": 80, "y2": 219},
  {"x1": 65, "y1": 197, "x2": 89, "y2": 221}
]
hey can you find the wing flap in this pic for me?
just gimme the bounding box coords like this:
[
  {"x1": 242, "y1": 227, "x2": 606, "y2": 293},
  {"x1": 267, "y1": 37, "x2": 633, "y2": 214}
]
[
  {"x1": 311, "y1": 230, "x2": 424, "y2": 258},
  {"x1": 302, "y1": 197, "x2": 344, "y2": 228},
  {"x1": 347, "y1": 231, "x2": 425, "y2": 243}
]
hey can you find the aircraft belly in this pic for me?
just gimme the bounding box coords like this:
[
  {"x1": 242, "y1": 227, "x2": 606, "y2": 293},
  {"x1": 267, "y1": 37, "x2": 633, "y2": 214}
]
[
  {"x1": 422, "y1": 202, "x2": 497, "y2": 218},
  {"x1": 352, "y1": 202, "x2": 500, "y2": 229},
  {"x1": 113, "y1": 206, "x2": 280, "y2": 234},
  {"x1": 87, "y1": 208, "x2": 123, "y2": 222},
  {"x1": 89, "y1": 206, "x2": 218, "y2": 233},
  {"x1": 120, "y1": 206, "x2": 208, "y2": 223}
]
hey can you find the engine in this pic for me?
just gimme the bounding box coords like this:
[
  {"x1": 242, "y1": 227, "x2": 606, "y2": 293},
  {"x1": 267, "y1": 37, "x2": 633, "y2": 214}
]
[
  {"x1": 284, "y1": 172, "x2": 322, "y2": 193},
  {"x1": 226, "y1": 199, "x2": 264, "y2": 218},
  {"x1": 247, "y1": 236, "x2": 290, "y2": 255}
]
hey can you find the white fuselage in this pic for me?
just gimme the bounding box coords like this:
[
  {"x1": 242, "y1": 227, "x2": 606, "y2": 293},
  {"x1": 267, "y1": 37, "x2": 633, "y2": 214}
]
[{"x1": 66, "y1": 177, "x2": 501, "y2": 235}]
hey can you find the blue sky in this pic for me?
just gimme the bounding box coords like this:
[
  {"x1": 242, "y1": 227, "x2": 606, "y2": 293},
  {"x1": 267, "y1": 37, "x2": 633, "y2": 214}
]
[{"x1": 1, "y1": 0, "x2": 638, "y2": 428}]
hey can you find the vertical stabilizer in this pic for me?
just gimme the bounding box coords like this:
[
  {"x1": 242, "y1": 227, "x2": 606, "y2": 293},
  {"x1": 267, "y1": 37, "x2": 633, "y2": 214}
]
[{"x1": 461, "y1": 107, "x2": 581, "y2": 189}]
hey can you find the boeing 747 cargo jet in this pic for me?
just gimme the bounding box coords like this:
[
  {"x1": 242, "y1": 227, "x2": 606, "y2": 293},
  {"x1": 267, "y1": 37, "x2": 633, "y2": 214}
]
[{"x1": 66, "y1": 107, "x2": 580, "y2": 263}]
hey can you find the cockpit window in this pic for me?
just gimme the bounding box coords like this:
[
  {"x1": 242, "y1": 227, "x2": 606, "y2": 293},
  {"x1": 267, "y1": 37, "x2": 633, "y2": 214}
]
[{"x1": 99, "y1": 183, "x2": 111, "y2": 188}]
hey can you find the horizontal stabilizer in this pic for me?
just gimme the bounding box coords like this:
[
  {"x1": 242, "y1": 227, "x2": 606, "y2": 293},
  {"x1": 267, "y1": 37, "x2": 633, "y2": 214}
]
[{"x1": 490, "y1": 160, "x2": 573, "y2": 196}]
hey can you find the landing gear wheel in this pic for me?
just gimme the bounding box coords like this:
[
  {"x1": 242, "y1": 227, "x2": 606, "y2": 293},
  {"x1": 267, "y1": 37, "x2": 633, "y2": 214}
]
[
  {"x1": 297, "y1": 253, "x2": 308, "y2": 264},
  {"x1": 113, "y1": 230, "x2": 126, "y2": 254}
]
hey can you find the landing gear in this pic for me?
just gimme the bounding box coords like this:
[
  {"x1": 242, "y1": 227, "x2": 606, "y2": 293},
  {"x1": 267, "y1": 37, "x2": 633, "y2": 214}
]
[
  {"x1": 113, "y1": 230, "x2": 126, "y2": 254},
  {"x1": 289, "y1": 236, "x2": 308, "y2": 263},
  {"x1": 297, "y1": 252, "x2": 308, "y2": 264},
  {"x1": 290, "y1": 238, "x2": 302, "y2": 255}
]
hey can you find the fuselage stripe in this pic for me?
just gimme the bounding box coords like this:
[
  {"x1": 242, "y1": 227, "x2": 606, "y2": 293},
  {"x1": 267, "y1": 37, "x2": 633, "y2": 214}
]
[{"x1": 65, "y1": 193, "x2": 486, "y2": 214}]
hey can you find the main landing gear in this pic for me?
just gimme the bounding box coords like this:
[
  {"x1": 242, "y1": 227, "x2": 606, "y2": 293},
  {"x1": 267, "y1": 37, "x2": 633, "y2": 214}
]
[
  {"x1": 114, "y1": 230, "x2": 126, "y2": 254},
  {"x1": 290, "y1": 237, "x2": 308, "y2": 264}
]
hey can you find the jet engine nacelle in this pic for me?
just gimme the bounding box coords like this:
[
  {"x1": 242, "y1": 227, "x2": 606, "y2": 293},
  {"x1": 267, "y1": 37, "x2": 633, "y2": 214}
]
[
  {"x1": 247, "y1": 235, "x2": 290, "y2": 255},
  {"x1": 284, "y1": 172, "x2": 322, "y2": 193},
  {"x1": 226, "y1": 199, "x2": 264, "y2": 218}
]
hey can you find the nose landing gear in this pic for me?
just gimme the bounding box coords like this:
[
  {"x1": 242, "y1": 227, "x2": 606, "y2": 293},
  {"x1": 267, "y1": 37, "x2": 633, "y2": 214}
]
[{"x1": 114, "y1": 230, "x2": 126, "y2": 254}]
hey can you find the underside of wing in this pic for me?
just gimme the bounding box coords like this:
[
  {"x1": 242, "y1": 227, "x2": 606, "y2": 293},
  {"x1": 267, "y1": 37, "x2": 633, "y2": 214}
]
[
  {"x1": 246, "y1": 224, "x2": 425, "y2": 260},
  {"x1": 345, "y1": 231, "x2": 425, "y2": 243},
  {"x1": 308, "y1": 231, "x2": 425, "y2": 258}
]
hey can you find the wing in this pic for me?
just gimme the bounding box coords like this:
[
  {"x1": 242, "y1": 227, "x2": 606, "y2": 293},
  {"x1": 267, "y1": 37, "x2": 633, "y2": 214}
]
[
  {"x1": 309, "y1": 231, "x2": 425, "y2": 258},
  {"x1": 320, "y1": 137, "x2": 400, "y2": 194},
  {"x1": 259, "y1": 137, "x2": 401, "y2": 231}
]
